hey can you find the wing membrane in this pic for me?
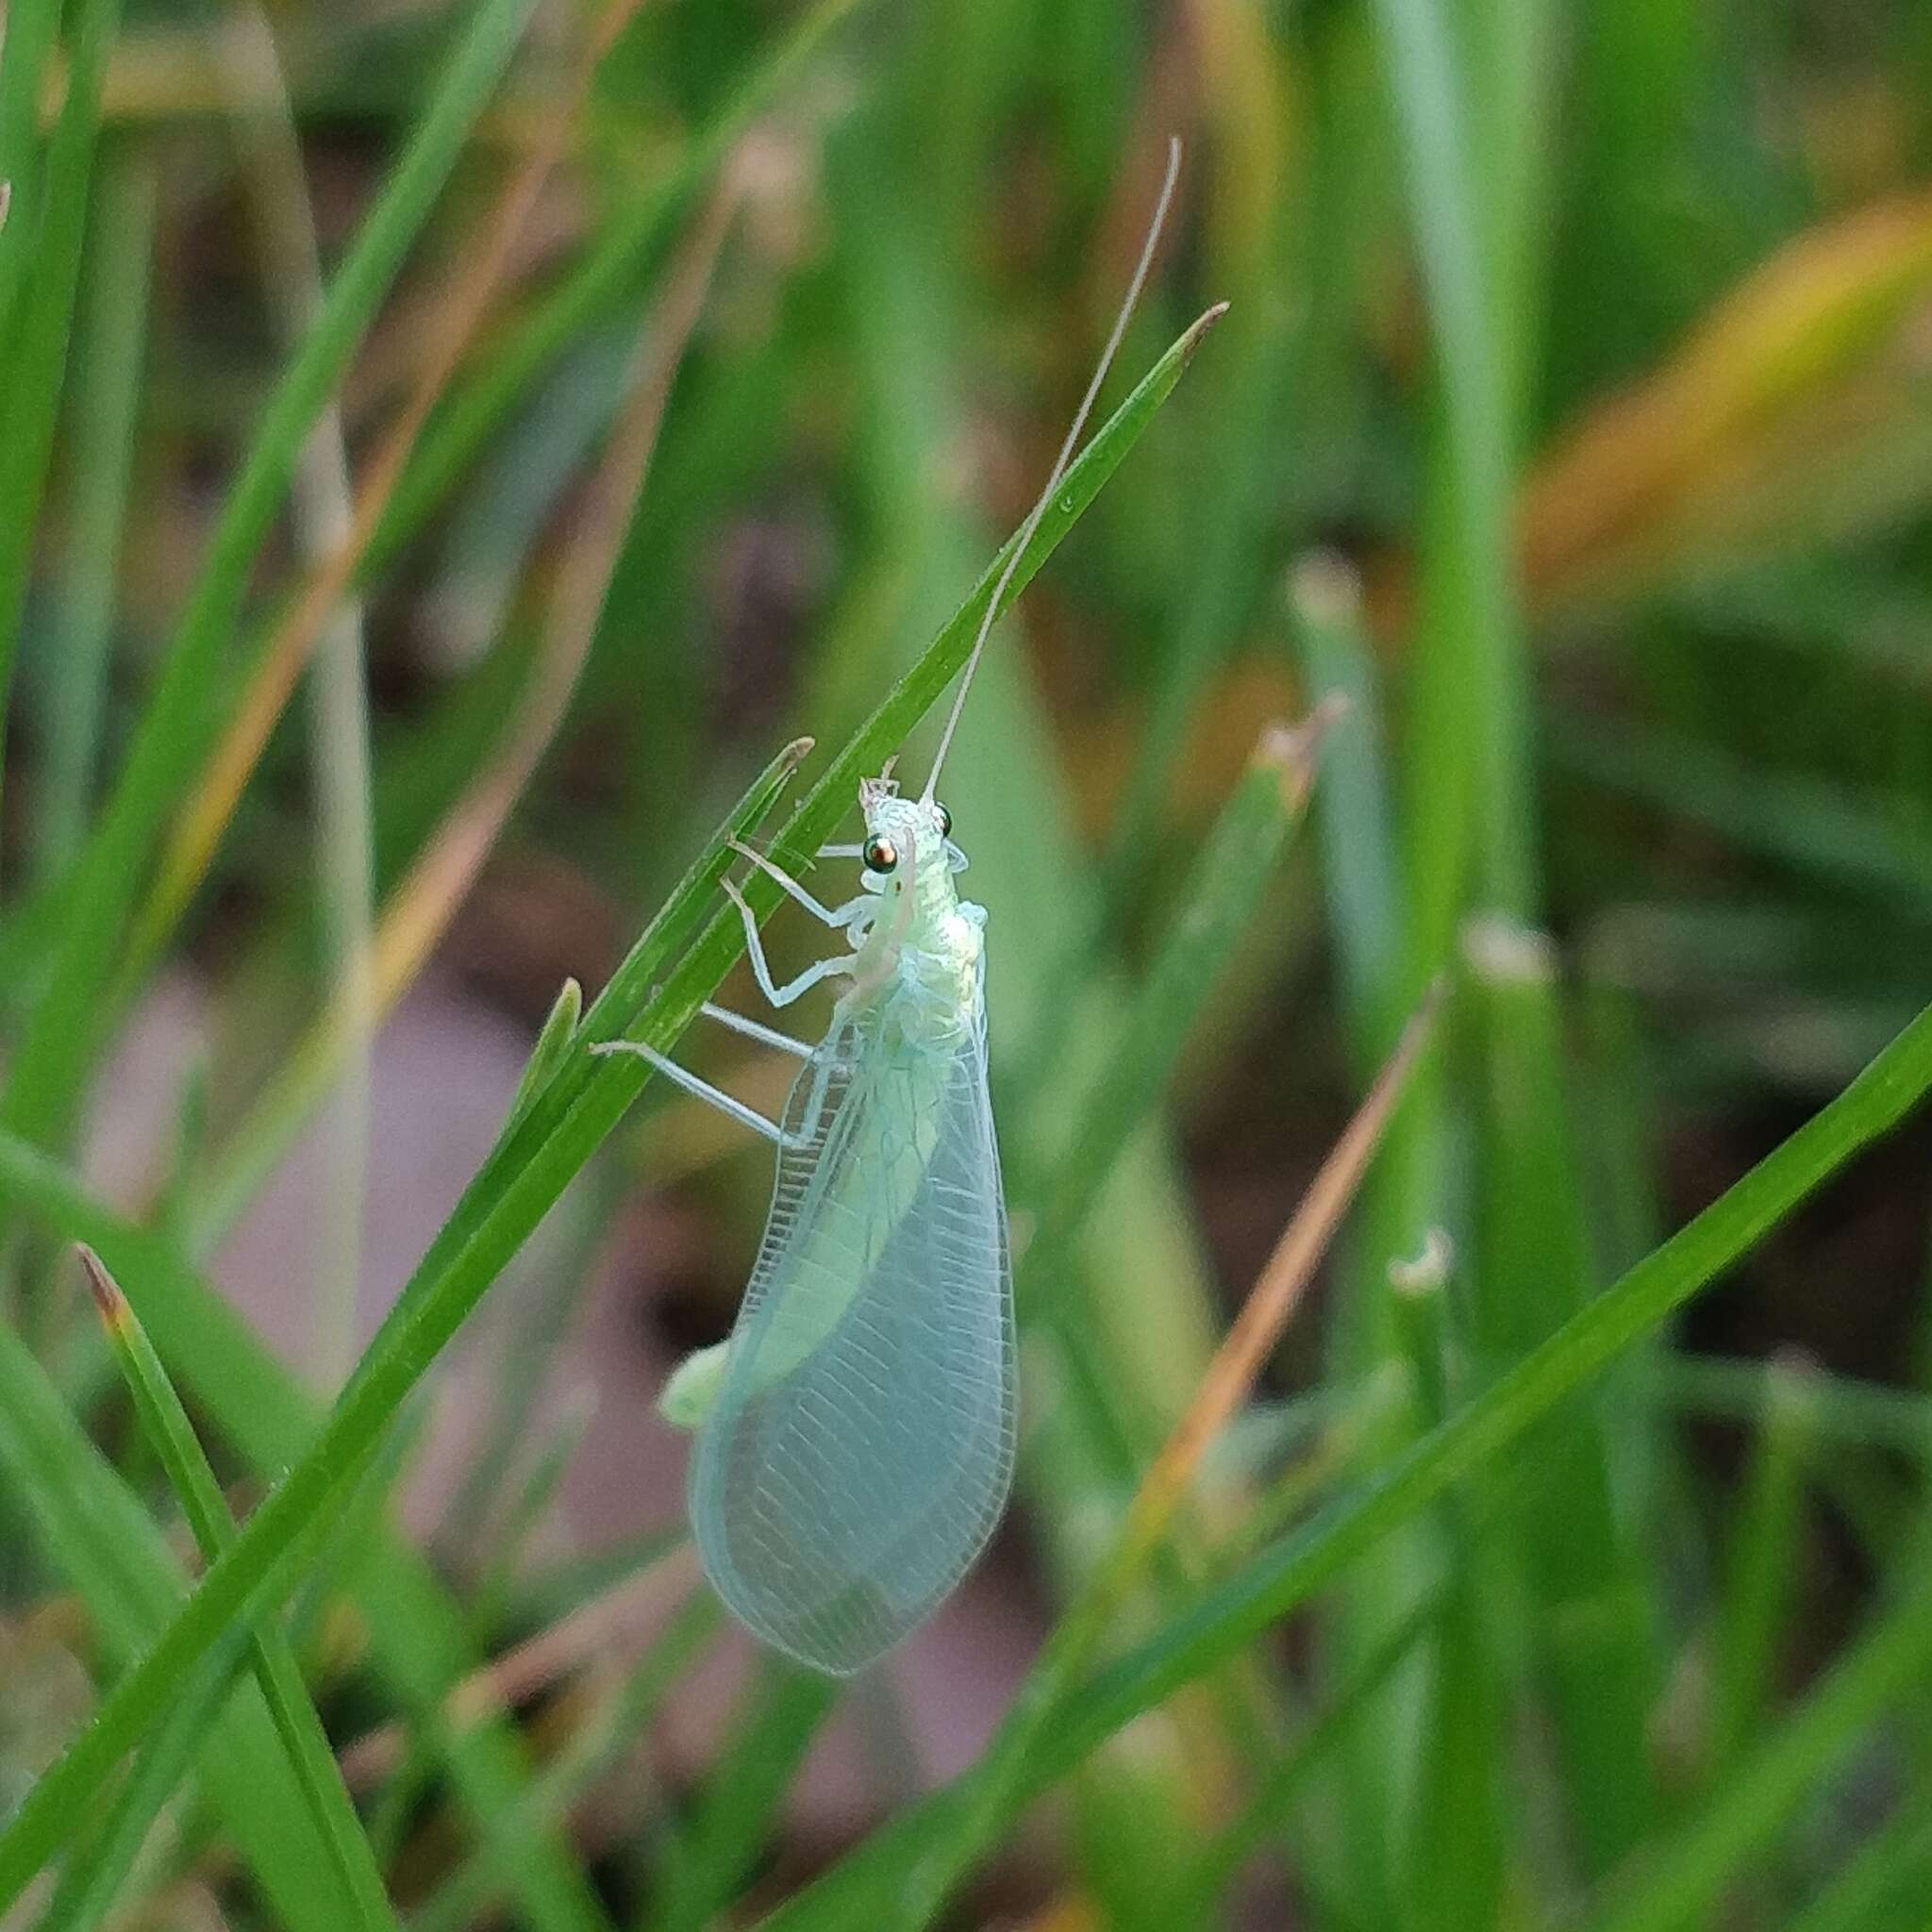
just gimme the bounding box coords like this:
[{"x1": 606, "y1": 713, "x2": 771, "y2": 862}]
[{"x1": 689, "y1": 1006, "x2": 1015, "y2": 1674}]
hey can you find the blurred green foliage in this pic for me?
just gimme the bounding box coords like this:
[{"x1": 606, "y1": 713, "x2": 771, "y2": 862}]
[{"x1": 3, "y1": 0, "x2": 1932, "y2": 1926}]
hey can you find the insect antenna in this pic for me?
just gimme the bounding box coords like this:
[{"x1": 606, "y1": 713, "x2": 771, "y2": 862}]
[{"x1": 920, "y1": 136, "x2": 1184, "y2": 808}]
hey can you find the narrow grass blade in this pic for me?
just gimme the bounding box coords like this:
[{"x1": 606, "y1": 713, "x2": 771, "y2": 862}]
[
  {"x1": 411, "y1": 1594, "x2": 721, "y2": 1932},
  {"x1": 0, "y1": 0, "x2": 62, "y2": 344},
  {"x1": 1288, "y1": 553, "x2": 1404, "y2": 1060},
  {"x1": 1463, "y1": 916, "x2": 1660, "y2": 1867},
  {"x1": 1164, "y1": 1596, "x2": 1439, "y2": 1922},
  {"x1": 0, "y1": 1158, "x2": 618, "y2": 1932},
  {"x1": 375, "y1": 0, "x2": 874, "y2": 559},
  {"x1": 0, "y1": 1319, "x2": 380, "y2": 1932},
  {"x1": 1024, "y1": 710, "x2": 1334, "y2": 1293},
  {"x1": 34, "y1": 1637, "x2": 249, "y2": 1932},
  {"x1": 1785, "y1": 1797, "x2": 1932, "y2": 1932},
  {"x1": 1707, "y1": 1353, "x2": 1816, "y2": 1784},
  {"x1": 642, "y1": 1660, "x2": 839, "y2": 1932},
  {"x1": 130, "y1": 0, "x2": 650, "y2": 982},
  {"x1": 0, "y1": 0, "x2": 542, "y2": 1162},
  {"x1": 0, "y1": 0, "x2": 125, "y2": 799},
  {"x1": 0, "y1": 308, "x2": 1213, "y2": 1904},
  {"x1": 76, "y1": 1247, "x2": 402, "y2": 1932}
]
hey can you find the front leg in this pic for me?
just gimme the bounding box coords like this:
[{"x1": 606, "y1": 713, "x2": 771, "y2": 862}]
[
  {"x1": 727, "y1": 840, "x2": 868, "y2": 929},
  {"x1": 721, "y1": 876, "x2": 856, "y2": 1008}
]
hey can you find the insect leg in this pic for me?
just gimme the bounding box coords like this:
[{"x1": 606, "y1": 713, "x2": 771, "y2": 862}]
[
  {"x1": 727, "y1": 840, "x2": 866, "y2": 928},
  {"x1": 589, "y1": 1041, "x2": 797, "y2": 1146},
  {"x1": 721, "y1": 876, "x2": 857, "y2": 1008},
  {"x1": 699, "y1": 1001, "x2": 814, "y2": 1058},
  {"x1": 816, "y1": 843, "x2": 864, "y2": 859}
]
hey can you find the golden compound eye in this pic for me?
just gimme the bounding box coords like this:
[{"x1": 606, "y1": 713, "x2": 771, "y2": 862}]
[
  {"x1": 936, "y1": 804, "x2": 952, "y2": 839},
  {"x1": 862, "y1": 836, "x2": 898, "y2": 874}
]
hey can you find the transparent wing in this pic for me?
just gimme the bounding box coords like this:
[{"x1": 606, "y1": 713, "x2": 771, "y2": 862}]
[{"x1": 689, "y1": 1005, "x2": 1015, "y2": 1674}]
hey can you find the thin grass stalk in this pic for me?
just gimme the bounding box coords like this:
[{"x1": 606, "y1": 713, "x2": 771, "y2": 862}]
[
  {"x1": 32, "y1": 1638, "x2": 249, "y2": 1932},
  {"x1": 1707, "y1": 1353, "x2": 1817, "y2": 1784},
  {"x1": 216, "y1": 4, "x2": 379, "y2": 1388},
  {"x1": 410, "y1": 1595, "x2": 721, "y2": 1932},
  {"x1": 0, "y1": 0, "x2": 63, "y2": 346},
  {"x1": 0, "y1": 1169, "x2": 622, "y2": 1932},
  {"x1": 372, "y1": 0, "x2": 874, "y2": 561},
  {"x1": 183, "y1": 173, "x2": 744, "y2": 1253},
  {"x1": 1784, "y1": 1796, "x2": 1932, "y2": 1932},
  {"x1": 0, "y1": 1316, "x2": 388, "y2": 1932},
  {"x1": 1586, "y1": 1534, "x2": 1932, "y2": 1932}
]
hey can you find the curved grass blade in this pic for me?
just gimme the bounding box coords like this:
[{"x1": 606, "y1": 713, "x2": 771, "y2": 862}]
[
  {"x1": 0, "y1": 1321, "x2": 370, "y2": 1932},
  {"x1": 77, "y1": 1247, "x2": 401, "y2": 1932}
]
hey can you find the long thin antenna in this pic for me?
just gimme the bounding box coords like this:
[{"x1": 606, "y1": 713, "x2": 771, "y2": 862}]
[{"x1": 921, "y1": 137, "x2": 1184, "y2": 806}]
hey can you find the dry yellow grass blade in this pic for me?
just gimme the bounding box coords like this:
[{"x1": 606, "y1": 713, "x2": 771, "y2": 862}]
[
  {"x1": 338, "y1": 1550, "x2": 701, "y2": 1790},
  {"x1": 1102, "y1": 985, "x2": 1438, "y2": 1588},
  {"x1": 133, "y1": 0, "x2": 652, "y2": 967},
  {"x1": 1521, "y1": 190, "x2": 1932, "y2": 609}
]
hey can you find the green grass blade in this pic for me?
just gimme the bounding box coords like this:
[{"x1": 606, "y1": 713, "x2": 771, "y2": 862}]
[
  {"x1": 1707, "y1": 1354, "x2": 1816, "y2": 1785},
  {"x1": 411, "y1": 1593, "x2": 722, "y2": 1932},
  {"x1": 0, "y1": 0, "x2": 541, "y2": 1161},
  {"x1": 0, "y1": 0, "x2": 62, "y2": 343},
  {"x1": 1021, "y1": 717, "x2": 1325, "y2": 1299},
  {"x1": 0, "y1": 303, "x2": 1215, "y2": 1907},
  {"x1": 506, "y1": 976, "x2": 586, "y2": 1130},
  {"x1": 1463, "y1": 919, "x2": 1661, "y2": 1865},
  {"x1": 76, "y1": 1248, "x2": 401, "y2": 1932},
  {"x1": 1784, "y1": 1797, "x2": 1932, "y2": 1932},
  {"x1": 0, "y1": 1319, "x2": 380, "y2": 1932},
  {"x1": 641, "y1": 1660, "x2": 839, "y2": 1932},
  {"x1": 1289, "y1": 553, "x2": 1405, "y2": 1059},
  {"x1": 1165, "y1": 1596, "x2": 1440, "y2": 1922},
  {"x1": 33, "y1": 1639, "x2": 246, "y2": 1932},
  {"x1": 0, "y1": 0, "x2": 125, "y2": 801}
]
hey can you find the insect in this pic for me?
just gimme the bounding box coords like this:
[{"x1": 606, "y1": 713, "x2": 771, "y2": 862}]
[{"x1": 595, "y1": 144, "x2": 1182, "y2": 1674}]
